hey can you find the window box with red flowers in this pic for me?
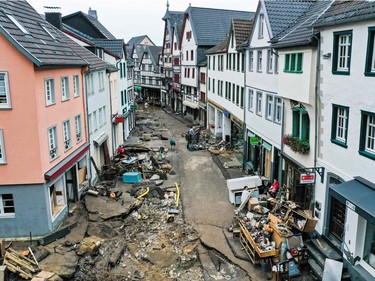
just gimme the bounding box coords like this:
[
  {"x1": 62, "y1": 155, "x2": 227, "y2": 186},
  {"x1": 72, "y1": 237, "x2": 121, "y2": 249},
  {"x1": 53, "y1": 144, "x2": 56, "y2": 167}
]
[{"x1": 282, "y1": 134, "x2": 310, "y2": 154}]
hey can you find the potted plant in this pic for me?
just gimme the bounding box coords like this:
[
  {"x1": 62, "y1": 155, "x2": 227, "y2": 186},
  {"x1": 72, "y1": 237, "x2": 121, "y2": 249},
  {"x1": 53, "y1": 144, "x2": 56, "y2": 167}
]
[{"x1": 282, "y1": 134, "x2": 310, "y2": 154}]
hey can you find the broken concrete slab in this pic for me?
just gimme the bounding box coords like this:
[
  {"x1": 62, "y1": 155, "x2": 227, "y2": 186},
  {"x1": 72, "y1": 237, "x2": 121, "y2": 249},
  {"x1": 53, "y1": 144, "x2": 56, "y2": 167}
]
[
  {"x1": 86, "y1": 223, "x2": 118, "y2": 239},
  {"x1": 143, "y1": 247, "x2": 179, "y2": 268},
  {"x1": 39, "y1": 251, "x2": 78, "y2": 279}
]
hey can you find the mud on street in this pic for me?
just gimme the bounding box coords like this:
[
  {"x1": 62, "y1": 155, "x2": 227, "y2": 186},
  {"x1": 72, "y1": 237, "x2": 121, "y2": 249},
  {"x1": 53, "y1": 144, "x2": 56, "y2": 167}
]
[{"x1": 4, "y1": 106, "x2": 255, "y2": 281}]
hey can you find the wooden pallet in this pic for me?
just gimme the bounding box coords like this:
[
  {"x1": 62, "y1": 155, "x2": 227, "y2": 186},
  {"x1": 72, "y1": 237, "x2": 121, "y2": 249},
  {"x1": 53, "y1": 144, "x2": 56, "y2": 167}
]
[{"x1": 3, "y1": 248, "x2": 39, "y2": 279}]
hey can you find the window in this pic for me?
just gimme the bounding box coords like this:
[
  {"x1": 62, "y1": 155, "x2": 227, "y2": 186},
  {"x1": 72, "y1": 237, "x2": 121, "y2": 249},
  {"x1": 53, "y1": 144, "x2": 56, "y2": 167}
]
[
  {"x1": 237, "y1": 53, "x2": 240, "y2": 71},
  {"x1": 225, "y1": 82, "x2": 229, "y2": 99},
  {"x1": 186, "y1": 31, "x2": 192, "y2": 40},
  {"x1": 75, "y1": 115, "x2": 82, "y2": 143},
  {"x1": 331, "y1": 104, "x2": 349, "y2": 147},
  {"x1": 213, "y1": 56, "x2": 216, "y2": 70},
  {"x1": 0, "y1": 72, "x2": 11, "y2": 108},
  {"x1": 48, "y1": 126, "x2": 58, "y2": 160},
  {"x1": 284, "y1": 53, "x2": 303, "y2": 73},
  {"x1": 249, "y1": 51, "x2": 254, "y2": 71},
  {"x1": 99, "y1": 72, "x2": 105, "y2": 91},
  {"x1": 248, "y1": 89, "x2": 254, "y2": 112},
  {"x1": 102, "y1": 106, "x2": 107, "y2": 125},
  {"x1": 275, "y1": 52, "x2": 279, "y2": 74},
  {"x1": 332, "y1": 30, "x2": 352, "y2": 75},
  {"x1": 0, "y1": 194, "x2": 15, "y2": 218},
  {"x1": 61, "y1": 77, "x2": 69, "y2": 101},
  {"x1": 45, "y1": 78, "x2": 55, "y2": 106},
  {"x1": 86, "y1": 73, "x2": 94, "y2": 96},
  {"x1": 229, "y1": 54, "x2": 232, "y2": 70},
  {"x1": 258, "y1": 14, "x2": 264, "y2": 38},
  {"x1": 267, "y1": 50, "x2": 273, "y2": 73},
  {"x1": 88, "y1": 114, "x2": 93, "y2": 134},
  {"x1": 208, "y1": 78, "x2": 210, "y2": 91},
  {"x1": 256, "y1": 92, "x2": 262, "y2": 116},
  {"x1": 363, "y1": 221, "x2": 375, "y2": 270},
  {"x1": 186, "y1": 51, "x2": 189, "y2": 61},
  {"x1": 7, "y1": 14, "x2": 29, "y2": 34},
  {"x1": 200, "y1": 72, "x2": 206, "y2": 83},
  {"x1": 98, "y1": 107, "x2": 103, "y2": 127},
  {"x1": 73, "y1": 75, "x2": 80, "y2": 97},
  {"x1": 49, "y1": 177, "x2": 66, "y2": 219},
  {"x1": 42, "y1": 25, "x2": 55, "y2": 39},
  {"x1": 212, "y1": 79, "x2": 215, "y2": 94},
  {"x1": 0, "y1": 129, "x2": 6, "y2": 164},
  {"x1": 265, "y1": 95, "x2": 273, "y2": 120},
  {"x1": 241, "y1": 53, "x2": 245, "y2": 72},
  {"x1": 274, "y1": 97, "x2": 282, "y2": 124},
  {"x1": 192, "y1": 68, "x2": 195, "y2": 79},
  {"x1": 257, "y1": 51, "x2": 262, "y2": 72},
  {"x1": 240, "y1": 87, "x2": 244, "y2": 108},
  {"x1": 63, "y1": 120, "x2": 71, "y2": 150},
  {"x1": 365, "y1": 27, "x2": 375, "y2": 76},
  {"x1": 359, "y1": 111, "x2": 375, "y2": 160},
  {"x1": 191, "y1": 50, "x2": 194, "y2": 61},
  {"x1": 292, "y1": 108, "x2": 310, "y2": 141},
  {"x1": 232, "y1": 53, "x2": 235, "y2": 70},
  {"x1": 228, "y1": 82, "x2": 232, "y2": 101},
  {"x1": 93, "y1": 111, "x2": 98, "y2": 132},
  {"x1": 236, "y1": 85, "x2": 239, "y2": 106},
  {"x1": 232, "y1": 84, "x2": 235, "y2": 103}
]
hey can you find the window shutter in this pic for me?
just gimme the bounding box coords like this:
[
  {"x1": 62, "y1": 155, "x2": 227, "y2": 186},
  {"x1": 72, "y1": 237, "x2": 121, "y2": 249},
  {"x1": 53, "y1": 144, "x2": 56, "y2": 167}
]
[
  {"x1": 297, "y1": 53, "x2": 303, "y2": 71},
  {"x1": 292, "y1": 110, "x2": 299, "y2": 137},
  {"x1": 331, "y1": 106, "x2": 338, "y2": 140},
  {"x1": 302, "y1": 113, "x2": 310, "y2": 141},
  {"x1": 285, "y1": 54, "x2": 290, "y2": 71}
]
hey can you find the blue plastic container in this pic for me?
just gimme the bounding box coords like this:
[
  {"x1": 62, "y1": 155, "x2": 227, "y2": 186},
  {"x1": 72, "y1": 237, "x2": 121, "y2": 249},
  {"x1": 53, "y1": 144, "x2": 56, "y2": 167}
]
[{"x1": 122, "y1": 172, "x2": 142, "y2": 183}]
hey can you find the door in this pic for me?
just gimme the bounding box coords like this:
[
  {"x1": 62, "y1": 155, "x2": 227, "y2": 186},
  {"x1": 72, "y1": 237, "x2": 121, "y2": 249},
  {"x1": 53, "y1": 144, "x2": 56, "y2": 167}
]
[{"x1": 329, "y1": 196, "x2": 346, "y2": 242}]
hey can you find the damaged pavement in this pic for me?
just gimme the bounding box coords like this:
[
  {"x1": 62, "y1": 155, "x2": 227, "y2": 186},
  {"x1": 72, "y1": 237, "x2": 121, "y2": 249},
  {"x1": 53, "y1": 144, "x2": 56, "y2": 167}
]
[{"x1": 3, "y1": 106, "x2": 264, "y2": 281}]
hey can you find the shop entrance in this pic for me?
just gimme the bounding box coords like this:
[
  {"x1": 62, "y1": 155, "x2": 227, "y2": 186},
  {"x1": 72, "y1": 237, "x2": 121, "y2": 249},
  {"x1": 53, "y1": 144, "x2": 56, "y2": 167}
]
[{"x1": 329, "y1": 196, "x2": 346, "y2": 242}]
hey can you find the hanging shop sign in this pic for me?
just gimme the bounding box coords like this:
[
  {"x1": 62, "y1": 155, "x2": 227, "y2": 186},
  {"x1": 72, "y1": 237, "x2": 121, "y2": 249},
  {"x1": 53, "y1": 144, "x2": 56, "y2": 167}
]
[
  {"x1": 300, "y1": 173, "x2": 315, "y2": 184},
  {"x1": 115, "y1": 116, "x2": 124, "y2": 123},
  {"x1": 250, "y1": 137, "x2": 259, "y2": 145}
]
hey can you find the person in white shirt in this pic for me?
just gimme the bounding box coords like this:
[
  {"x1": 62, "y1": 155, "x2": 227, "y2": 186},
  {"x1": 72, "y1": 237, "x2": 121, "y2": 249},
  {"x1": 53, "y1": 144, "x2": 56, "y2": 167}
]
[{"x1": 241, "y1": 186, "x2": 250, "y2": 204}]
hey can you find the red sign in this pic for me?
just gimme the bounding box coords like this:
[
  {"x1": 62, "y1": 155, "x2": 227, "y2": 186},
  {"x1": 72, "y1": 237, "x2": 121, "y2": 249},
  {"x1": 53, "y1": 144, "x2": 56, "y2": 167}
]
[
  {"x1": 115, "y1": 116, "x2": 124, "y2": 123},
  {"x1": 300, "y1": 174, "x2": 315, "y2": 184}
]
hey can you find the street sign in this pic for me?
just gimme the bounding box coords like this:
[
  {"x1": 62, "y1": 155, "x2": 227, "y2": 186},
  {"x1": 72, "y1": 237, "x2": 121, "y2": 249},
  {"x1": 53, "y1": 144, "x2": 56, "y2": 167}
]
[
  {"x1": 250, "y1": 137, "x2": 259, "y2": 145},
  {"x1": 300, "y1": 173, "x2": 315, "y2": 184}
]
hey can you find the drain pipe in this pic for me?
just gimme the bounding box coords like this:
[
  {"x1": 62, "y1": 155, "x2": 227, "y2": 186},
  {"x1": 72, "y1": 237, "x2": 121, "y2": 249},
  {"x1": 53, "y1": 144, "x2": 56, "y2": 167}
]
[
  {"x1": 312, "y1": 34, "x2": 321, "y2": 214},
  {"x1": 278, "y1": 100, "x2": 285, "y2": 199},
  {"x1": 242, "y1": 49, "x2": 248, "y2": 173}
]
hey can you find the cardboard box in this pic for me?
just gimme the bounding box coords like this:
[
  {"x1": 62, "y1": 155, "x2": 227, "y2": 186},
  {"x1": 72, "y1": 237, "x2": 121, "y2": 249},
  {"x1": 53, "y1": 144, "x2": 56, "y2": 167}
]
[{"x1": 247, "y1": 197, "x2": 259, "y2": 211}]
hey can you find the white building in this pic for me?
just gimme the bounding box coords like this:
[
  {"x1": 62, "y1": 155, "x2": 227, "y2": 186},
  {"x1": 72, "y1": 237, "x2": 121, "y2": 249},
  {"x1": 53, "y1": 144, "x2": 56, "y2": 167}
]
[
  {"x1": 314, "y1": 1, "x2": 375, "y2": 280},
  {"x1": 207, "y1": 19, "x2": 252, "y2": 144}
]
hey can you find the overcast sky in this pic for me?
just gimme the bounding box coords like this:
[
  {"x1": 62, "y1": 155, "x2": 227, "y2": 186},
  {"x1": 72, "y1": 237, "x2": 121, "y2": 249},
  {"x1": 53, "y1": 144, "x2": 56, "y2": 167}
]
[{"x1": 27, "y1": 0, "x2": 258, "y2": 46}]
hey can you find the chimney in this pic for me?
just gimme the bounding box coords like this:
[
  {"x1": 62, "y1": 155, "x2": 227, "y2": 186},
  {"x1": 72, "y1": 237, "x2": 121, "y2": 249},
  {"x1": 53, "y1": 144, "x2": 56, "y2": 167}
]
[
  {"x1": 88, "y1": 7, "x2": 97, "y2": 20},
  {"x1": 45, "y1": 12, "x2": 62, "y2": 30}
]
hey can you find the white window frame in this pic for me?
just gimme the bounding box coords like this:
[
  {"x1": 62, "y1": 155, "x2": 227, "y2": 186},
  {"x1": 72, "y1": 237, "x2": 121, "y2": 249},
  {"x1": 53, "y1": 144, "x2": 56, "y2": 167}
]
[
  {"x1": 0, "y1": 129, "x2": 6, "y2": 164},
  {"x1": 49, "y1": 177, "x2": 66, "y2": 220},
  {"x1": 7, "y1": 14, "x2": 29, "y2": 34},
  {"x1": 257, "y1": 51, "x2": 262, "y2": 72},
  {"x1": 99, "y1": 107, "x2": 103, "y2": 127},
  {"x1": 248, "y1": 89, "x2": 254, "y2": 112},
  {"x1": 336, "y1": 107, "x2": 348, "y2": 142},
  {"x1": 258, "y1": 14, "x2": 264, "y2": 39},
  {"x1": 256, "y1": 92, "x2": 263, "y2": 116},
  {"x1": 61, "y1": 76, "x2": 70, "y2": 101},
  {"x1": 48, "y1": 125, "x2": 58, "y2": 161},
  {"x1": 73, "y1": 75, "x2": 80, "y2": 97},
  {"x1": 45, "y1": 78, "x2": 55, "y2": 106},
  {"x1": 372, "y1": 36, "x2": 375, "y2": 71},
  {"x1": 273, "y1": 97, "x2": 282, "y2": 124},
  {"x1": 102, "y1": 106, "x2": 107, "y2": 125},
  {"x1": 267, "y1": 50, "x2": 273, "y2": 73},
  {"x1": 93, "y1": 111, "x2": 98, "y2": 132},
  {"x1": 88, "y1": 113, "x2": 93, "y2": 135},
  {"x1": 75, "y1": 115, "x2": 82, "y2": 143},
  {"x1": 265, "y1": 94, "x2": 273, "y2": 120},
  {"x1": 337, "y1": 34, "x2": 351, "y2": 71},
  {"x1": 249, "y1": 51, "x2": 254, "y2": 72},
  {"x1": 0, "y1": 72, "x2": 11, "y2": 108},
  {"x1": 365, "y1": 114, "x2": 375, "y2": 154},
  {"x1": 0, "y1": 194, "x2": 15, "y2": 218},
  {"x1": 63, "y1": 120, "x2": 71, "y2": 151}
]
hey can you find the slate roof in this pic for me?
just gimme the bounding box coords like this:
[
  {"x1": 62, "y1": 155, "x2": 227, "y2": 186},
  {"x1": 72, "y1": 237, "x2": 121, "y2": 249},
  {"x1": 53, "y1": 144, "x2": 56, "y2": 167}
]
[
  {"x1": 185, "y1": 6, "x2": 254, "y2": 46},
  {"x1": 271, "y1": 0, "x2": 333, "y2": 48},
  {"x1": 0, "y1": 0, "x2": 87, "y2": 67},
  {"x1": 206, "y1": 37, "x2": 229, "y2": 54},
  {"x1": 163, "y1": 10, "x2": 184, "y2": 47},
  {"x1": 92, "y1": 39, "x2": 125, "y2": 59},
  {"x1": 127, "y1": 35, "x2": 155, "y2": 49},
  {"x1": 61, "y1": 33, "x2": 115, "y2": 71},
  {"x1": 264, "y1": 0, "x2": 316, "y2": 39},
  {"x1": 146, "y1": 45, "x2": 163, "y2": 70},
  {"x1": 197, "y1": 47, "x2": 210, "y2": 64},
  {"x1": 314, "y1": 0, "x2": 375, "y2": 27},
  {"x1": 62, "y1": 11, "x2": 116, "y2": 40}
]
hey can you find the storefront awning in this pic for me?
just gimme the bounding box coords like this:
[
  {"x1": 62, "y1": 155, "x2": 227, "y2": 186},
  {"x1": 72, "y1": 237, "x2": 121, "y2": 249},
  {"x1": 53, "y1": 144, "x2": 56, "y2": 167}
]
[
  {"x1": 183, "y1": 100, "x2": 198, "y2": 109},
  {"x1": 262, "y1": 141, "x2": 272, "y2": 151},
  {"x1": 93, "y1": 132, "x2": 109, "y2": 147},
  {"x1": 44, "y1": 143, "x2": 90, "y2": 182},
  {"x1": 330, "y1": 177, "x2": 375, "y2": 223}
]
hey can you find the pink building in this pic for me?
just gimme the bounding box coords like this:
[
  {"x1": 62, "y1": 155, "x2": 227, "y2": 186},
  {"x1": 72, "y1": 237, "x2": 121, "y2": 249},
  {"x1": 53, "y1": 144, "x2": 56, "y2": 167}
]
[{"x1": 0, "y1": 0, "x2": 90, "y2": 238}]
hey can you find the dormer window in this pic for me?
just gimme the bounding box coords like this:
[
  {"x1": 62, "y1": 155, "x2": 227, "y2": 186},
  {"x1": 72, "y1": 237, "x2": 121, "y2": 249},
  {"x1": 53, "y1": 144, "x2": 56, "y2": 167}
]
[{"x1": 7, "y1": 14, "x2": 29, "y2": 35}]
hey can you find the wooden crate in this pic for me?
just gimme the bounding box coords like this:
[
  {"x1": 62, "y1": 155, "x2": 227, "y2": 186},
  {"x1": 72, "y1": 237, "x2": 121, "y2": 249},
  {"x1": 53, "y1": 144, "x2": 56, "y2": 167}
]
[
  {"x1": 270, "y1": 222, "x2": 293, "y2": 248},
  {"x1": 239, "y1": 221, "x2": 279, "y2": 258}
]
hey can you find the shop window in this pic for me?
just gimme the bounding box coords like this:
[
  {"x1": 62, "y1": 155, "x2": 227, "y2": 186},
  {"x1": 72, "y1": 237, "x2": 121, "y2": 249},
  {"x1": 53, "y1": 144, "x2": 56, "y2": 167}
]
[
  {"x1": 49, "y1": 177, "x2": 66, "y2": 219},
  {"x1": 364, "y1": 221, "x2": 375, "y2": 269}
]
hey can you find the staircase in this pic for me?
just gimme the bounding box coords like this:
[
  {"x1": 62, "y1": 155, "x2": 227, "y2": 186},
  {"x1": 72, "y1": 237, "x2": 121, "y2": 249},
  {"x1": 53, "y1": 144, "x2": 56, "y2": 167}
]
[{"x1": 305, "y1": 236, "x2": 350, "y2": 280}]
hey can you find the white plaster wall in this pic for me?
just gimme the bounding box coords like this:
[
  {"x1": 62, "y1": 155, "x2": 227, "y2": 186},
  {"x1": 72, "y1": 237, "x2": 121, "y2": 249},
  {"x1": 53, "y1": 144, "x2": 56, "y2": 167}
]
[
  {"x1": 278, "y1": 48, "x2": 317, "y2": 105},
  {"x1": 180, "y1": 17, "x2": 198, "y2": 88}
]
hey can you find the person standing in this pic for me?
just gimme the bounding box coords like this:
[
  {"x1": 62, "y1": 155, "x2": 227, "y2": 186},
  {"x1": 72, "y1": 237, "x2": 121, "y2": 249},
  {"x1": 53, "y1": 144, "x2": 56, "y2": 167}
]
[
  {"x1": 268, "y1": 179, "x2": 279, "y2": 197},
  {"x1": 241, "y1": 186, "x2": 250, "y2": 204}
]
